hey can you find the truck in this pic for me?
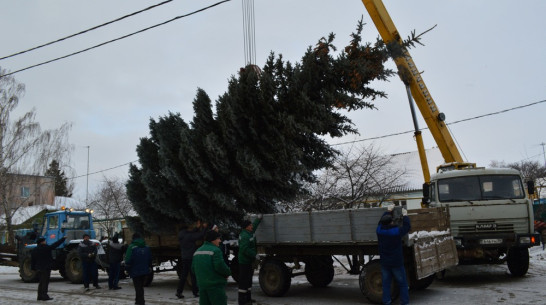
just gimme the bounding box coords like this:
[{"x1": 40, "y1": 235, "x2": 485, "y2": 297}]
[
  {"x1": 253, "y1": 206, "x2": 457, "y2": 304},
  {"x1": 361, "y1": 0, "x2": 540, "y2": 275},
  {"x1": 17, "y1": 207, "x2": 109, "y2": 283}
]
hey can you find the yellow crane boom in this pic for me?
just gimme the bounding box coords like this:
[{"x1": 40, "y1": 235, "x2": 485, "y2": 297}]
[{"x1": 361, "y1": 0, "x2": 474, "y2": 176}]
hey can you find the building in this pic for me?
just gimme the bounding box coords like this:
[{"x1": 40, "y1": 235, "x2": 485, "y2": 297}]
[{"x1": 3, "y1": 174, "x2": 55, "y2": 208}]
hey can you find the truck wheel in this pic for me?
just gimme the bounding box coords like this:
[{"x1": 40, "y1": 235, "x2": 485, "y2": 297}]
[
  {"x1": 507, "y1": 247, "x2": 529, "y2": 277},
  {"x1": 304, "y1": 256, "x2": 334, "y2": 287},
  {"x1": 259, "y1": 259, "x2": 291, "y2": 297},
  {"x1": 65, "y1": 249, "x2": 83, "y2": 284},
  {"x1": 230, "y1": 258, "x2": 239, "y2": 282},
  {"x1": 19, "y1": 252, "x2": 39, "y2": 282},
  {"x1": 144, "y1": 271, "x2": 154, "y2": 287},
  {"x1": 359, "y1": 260, "x2": 398, "y2": 304}
]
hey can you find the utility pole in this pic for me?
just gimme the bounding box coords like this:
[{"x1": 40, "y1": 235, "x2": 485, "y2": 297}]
[
  {"x1": 85, "y1": 146, "x2": 90, "y2": 206},
  {"x1": 541, "y1": 142, "x2": 546, "y2": 167}
]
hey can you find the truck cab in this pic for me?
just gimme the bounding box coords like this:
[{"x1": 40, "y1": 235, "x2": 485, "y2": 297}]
[{"x1": 426, "y1": 167, "x2": 540, "y2": 276}]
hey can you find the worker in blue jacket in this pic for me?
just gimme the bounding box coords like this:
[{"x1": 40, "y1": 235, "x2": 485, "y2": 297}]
[
  {"x1": 125, "y1": 233, "x2": 152, "y2": 305},
  {"x1": 376, "y1": 205, "x2": 411, "y2": 305}
]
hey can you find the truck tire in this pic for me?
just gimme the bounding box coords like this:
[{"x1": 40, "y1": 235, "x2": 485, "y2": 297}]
[
  {"x1": 304, "y1": 256, "x2": 334, "y2": 287},
  {"x1": 19, "y1": 252, "x2": 39, "y2": 283},
  {"x1": 359, "y1": 260, "x2": 398, "y2": 304},
  {"x1": 507, "y1": 247, "x2": 529, "y2": 277},
  {"x1": 65, "y1": 249, "x2": 83, "y2": 284},
  {"x1": 259, "y1": 259, "x2": 291, "y2": 297}
]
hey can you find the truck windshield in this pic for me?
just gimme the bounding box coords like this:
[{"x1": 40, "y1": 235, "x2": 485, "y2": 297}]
[
  {"x1": 437, "y1": 175, "x2": 525, "y2": 202},
  {"x1": 62, "y1": 215, "x2": 90, "y2": 229}
]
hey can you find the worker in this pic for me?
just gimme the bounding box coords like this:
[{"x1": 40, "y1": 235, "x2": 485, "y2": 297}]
[
  {"x1": 192, "y1": 230, "x2": 231, "y2": 305},
  {"x1": 31, "y1": 236, "x2": 66, "y2": 301},
  {"x1": 176, "y1": 221, "x2": 206, "y2": 299},
  {"x1": 238, "y1": 214, "x2": 263, "y2": 305},
  {"x1": 107, "y1": 233, "x2": 123, "y2": 290},
  {"x1": 125, "y1": 232, "x2": 152, "y2": 305},
  {"x1": 78, "y1": 233, "x2": 101, "y2": 291},
  {"x1": 376, "y1": 205, "x2": 411, "y2": 305}
]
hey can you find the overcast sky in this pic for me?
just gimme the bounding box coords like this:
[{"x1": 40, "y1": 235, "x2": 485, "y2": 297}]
[{"x1": 1, "y1": 0, "x2": 545, "y2": 202}]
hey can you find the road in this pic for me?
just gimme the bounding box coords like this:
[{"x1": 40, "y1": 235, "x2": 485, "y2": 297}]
[{"x1": 1, "y1": 247, "x2": 545, "y2": 305}]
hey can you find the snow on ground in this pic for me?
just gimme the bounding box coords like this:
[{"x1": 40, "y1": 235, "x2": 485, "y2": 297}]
[{"x1": 1, "y1": 247, "x2": 546, "y2": 304}]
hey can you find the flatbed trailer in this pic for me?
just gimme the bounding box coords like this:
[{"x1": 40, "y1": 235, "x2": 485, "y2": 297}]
[{"x1": 253, "y1": 206, "x2": 458, "y2": 304}]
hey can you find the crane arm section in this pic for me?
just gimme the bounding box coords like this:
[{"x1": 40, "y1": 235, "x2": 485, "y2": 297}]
[{"x1": 361, "y1": 0, "x2": 464, "y2": 164}]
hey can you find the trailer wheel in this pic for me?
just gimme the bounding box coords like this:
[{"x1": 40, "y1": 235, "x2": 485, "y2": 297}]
[
  {"x1": 259, "y1": 259, "x2": 291, "y2": 297},
  {"x1": 359, "y1": 260, "x2": 398, "y2": 304},
  {"x1": 409, "y1": 274, "x2": 434, "y2": 290},
  {"x1": 304, "y1": 256, "x2": 334, "y2": 287},
  {"x1": 65, "y1": 249, "x2": 83, "y2": 284},
  {"x1": 19, "y1": 251, "x2": 39, "y2": 283},
  {"x1": 230, "y1": 258, "x2": 239, "y2": 283},
  {"x1": 507, "y1": 247, "x2": 529, "y2": 277}
]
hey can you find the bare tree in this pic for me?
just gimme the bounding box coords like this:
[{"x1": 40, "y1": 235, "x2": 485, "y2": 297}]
[
  {"x1": 88, "y1": 176, "x2": 133, "y2": 237},
  {"x1": 278, "y1": 144, "x2": 407, "y2": 212},
  {"x1": 0, "y1": 68, "x2": 73, "y2": 246}
]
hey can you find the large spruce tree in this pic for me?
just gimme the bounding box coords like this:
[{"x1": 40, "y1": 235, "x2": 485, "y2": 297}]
[{"x1": 127, "y1": 21, "x2": 395, "y2": 230}]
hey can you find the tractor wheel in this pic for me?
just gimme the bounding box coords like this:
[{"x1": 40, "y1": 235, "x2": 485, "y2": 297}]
[
  {"x1": 65, "y1": 249, "x2": 83, "y2": 284},
  {"x1": 19, "y1": 251, "x2": 39, "y2": 283}
]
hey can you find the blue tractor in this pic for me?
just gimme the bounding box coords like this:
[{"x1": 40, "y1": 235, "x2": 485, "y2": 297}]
[{"x1": 18, "y1": 208, "x2": 108, "y2": 283}]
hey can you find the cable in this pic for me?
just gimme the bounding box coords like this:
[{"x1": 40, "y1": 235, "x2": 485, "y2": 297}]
[
  {"x1": 68, "y1": 160, "x2": 138, "y2": 180},
  {"x1": 1, "y1": 0, "x2": 232, "y2": 78},
  {"x1": 332, "y1": 99, "x2": 546, "y2": 146},
  {"x1": 0, "y1": 0, "x2": 173, "y2": 61}
]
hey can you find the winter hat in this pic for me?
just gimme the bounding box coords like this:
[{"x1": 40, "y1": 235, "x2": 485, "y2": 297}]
[
  {"x1": 380, "y1": 214, "x2": 393, "y2": 225},
  {"x1": 36, "y1": 237, "x2": 46, "y2": 244},
  {"x1": 132, "y1": 232, "x2": 142, "y2": 240},
  {"x1": 205, "y1": 230, "x2": 220, "y2": 242},
  {"x1": 241, "y1": 220, "x2": 252, "y2": 229}
]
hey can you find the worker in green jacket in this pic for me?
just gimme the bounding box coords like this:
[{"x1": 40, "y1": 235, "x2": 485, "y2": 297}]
[
  {"x1": 192, "y1": 230, "x2": 231, "y2": 305},
  {"x1": 238, "y1": 215, "x2": 262, "y2": 305}
]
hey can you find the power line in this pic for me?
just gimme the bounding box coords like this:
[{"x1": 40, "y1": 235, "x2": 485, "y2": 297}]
[
  {"x1": 0, "y1": 0, "x2": 173, "y2": 61},
  {"x1": 332, "y1": 99, "x2": 546, "y2": 146},
  {"x1": 1, "y1": 0, "x2": 232, "y2": 78},
  {"x1": 68, "y1": 160, "x2": 138, "y2": 180}
]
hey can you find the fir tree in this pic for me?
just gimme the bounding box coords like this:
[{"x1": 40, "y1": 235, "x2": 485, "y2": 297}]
[
  {"x1": 45, "y1": 160, "x2": 72, "y2": 197},
  {"x1": 127, "y1": 21, "x2": 395, "y2": 229}
]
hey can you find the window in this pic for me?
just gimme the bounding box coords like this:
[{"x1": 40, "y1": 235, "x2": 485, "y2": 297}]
[
  {"x1": 21, "y1": 186, "x2": 30, "y2": 198},
  {"x1": 48, "y1": 215, "x2": 58, "y2": 229},
  {"x1": 438, "y1": 174, "x2": 525, "y2": 202}
]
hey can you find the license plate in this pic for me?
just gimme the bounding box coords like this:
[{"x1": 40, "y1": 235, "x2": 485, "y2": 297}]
[{"x1": 479, "y1": 238, "x2": 503, "y2": 245}]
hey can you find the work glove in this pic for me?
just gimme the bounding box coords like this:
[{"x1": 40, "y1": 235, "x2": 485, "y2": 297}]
[
  {"x1": 256, "y1": 254, "x2": 261, "y2": 260},
  {"x1": 387, "y1": 204, "x2": 395, "y2": 212},
  {"x1": 258, "y1": 213, "x2": 263, "y2": 220},
  {"x1": 402, "y1": 208, "x2": 408, "y2": 216}
]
